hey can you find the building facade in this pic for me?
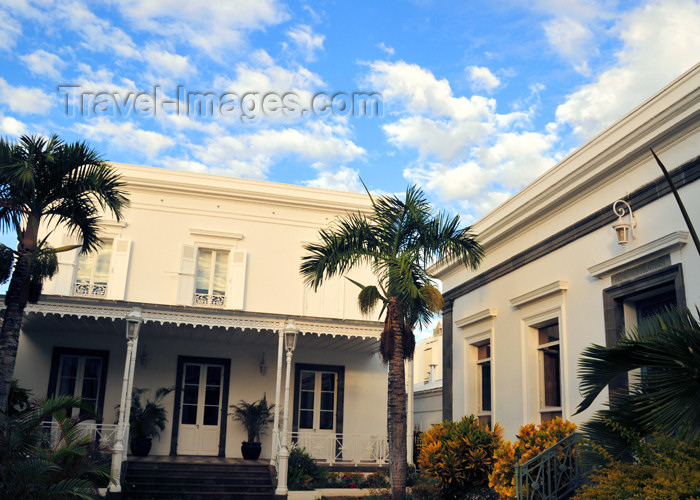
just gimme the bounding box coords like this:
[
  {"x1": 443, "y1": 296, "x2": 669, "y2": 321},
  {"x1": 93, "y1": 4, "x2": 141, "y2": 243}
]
[
  {"x1": 433, "y1": 63, "x2": 700, "y2": 440},
  {"x1": 12, "y1": 165, "x2": 390, "y2": 485}
]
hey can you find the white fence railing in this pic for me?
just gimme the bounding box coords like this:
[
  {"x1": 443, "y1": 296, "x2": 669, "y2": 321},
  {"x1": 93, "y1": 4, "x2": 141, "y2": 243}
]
[
  {"x1": 289, "y1": 432, "x2": 388, "y2": 465},
  {"x1": 40, "y1": 422, "x2": 119, "y2": 448}
]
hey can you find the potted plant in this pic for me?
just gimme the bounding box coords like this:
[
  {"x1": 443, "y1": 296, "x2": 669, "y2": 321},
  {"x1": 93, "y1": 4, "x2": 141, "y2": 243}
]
[
  {"x1": 230, "y1": 395, "x2": 274, "y2": 460},
  {"x1": 127, "y1": 387, "x2": 174, "y2": 456}
]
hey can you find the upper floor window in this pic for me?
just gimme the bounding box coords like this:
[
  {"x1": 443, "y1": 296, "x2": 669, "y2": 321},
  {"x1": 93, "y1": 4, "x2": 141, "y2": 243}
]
[
  {"x1": 475, "y1": 341, "x2": 491, "y2": 427},
  {"x1": 74, "y1": 240, "x2": 113, "y2": 297},
  {"x1": 195, "y1": 249, "x2": 229, "y2": 307},
  {"x1": 538, "y1": 322, "x2": 562, "y2": 422}
]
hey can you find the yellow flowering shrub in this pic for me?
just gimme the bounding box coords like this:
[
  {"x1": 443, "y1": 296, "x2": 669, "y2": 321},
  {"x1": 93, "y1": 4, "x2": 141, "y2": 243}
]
[
  {"x1": 418, "y1": 415, "x2": 503, "y2": 499},
  {"x1": 572, "y1": 436, "x2": 700, "y2": 500},
  {"x1": 488, "y1": 418, "x2": 578, "y2": 500}
]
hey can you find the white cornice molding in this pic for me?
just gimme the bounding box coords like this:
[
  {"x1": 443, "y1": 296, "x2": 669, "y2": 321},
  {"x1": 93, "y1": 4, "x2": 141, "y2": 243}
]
[
  {"x1": 113, "y1": 163, "x2": 373, "y2": 214},
  {"x1": 189, "y1": 229, "x2": 244, "y2": 240},
  {"x1": 455, "y1": 307, "x2": 498, "y2": 329},
  {"x1": 24, "y1": 298, "x2": 382, "y2": 340},
  {"x1": 99, "y1": 220, "x2": 126, "y2": 229},
  {"x1": 588, "y1": 231, "x2": 688, "y2": 278},
  {"x1": 510, "y1": 280, "x2": 568, "y2": 309}
]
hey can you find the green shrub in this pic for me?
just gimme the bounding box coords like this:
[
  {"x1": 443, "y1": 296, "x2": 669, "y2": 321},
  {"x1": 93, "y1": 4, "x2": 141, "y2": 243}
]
[
  {"x1": 417, "y1": 415, "x2": 503, "y2": 499},
  {"x1": 572, "y1": 436, "x2": 700, "y2": 500},
  {"x1": 288, "y1": 447, "x2": 321, "y2": 490}
]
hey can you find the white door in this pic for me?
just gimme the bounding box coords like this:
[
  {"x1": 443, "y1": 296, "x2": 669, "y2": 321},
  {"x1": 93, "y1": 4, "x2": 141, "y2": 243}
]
[
  {"x1": 296, "y1": 371, "x2": 337, "y2": 460},
  {"x1": 177, "y1": 363, "x2": 224, "y2": 456}
]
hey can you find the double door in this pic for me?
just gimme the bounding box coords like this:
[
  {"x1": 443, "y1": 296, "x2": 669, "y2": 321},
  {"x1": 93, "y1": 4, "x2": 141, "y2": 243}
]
[{"x1": 177, "y1": 363, "x2": 224, "y2": 456}]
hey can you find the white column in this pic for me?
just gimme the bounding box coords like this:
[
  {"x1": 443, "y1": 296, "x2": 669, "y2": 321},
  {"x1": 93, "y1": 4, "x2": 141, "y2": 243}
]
[
  {"x1": 407, "y1": 358, "x2": 414, "y2": 465},
  {"x1": 109, "y1": 330, "x2": 138, "y2": 493},
  {"x1": 121, "y1": 333, "x2": 139, "y2": 461},
  {"x1": 270, "y1": 328, "x2": 284, "y2": 461},
  {"x1": 275, "y1": 348, "x2": 294, "y2": 496}
]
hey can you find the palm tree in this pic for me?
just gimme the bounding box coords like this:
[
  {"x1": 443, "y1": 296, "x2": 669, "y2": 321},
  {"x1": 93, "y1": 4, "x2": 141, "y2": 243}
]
[
  {"x1": 300, "y1": 184, "x2": 483, "y2": 497},
  {"x1": 0, "y1": 134, "x2": 128, "y2": 412},
  {"x1": 576, "y1": 306, "x2": 700, "y2": 458}
]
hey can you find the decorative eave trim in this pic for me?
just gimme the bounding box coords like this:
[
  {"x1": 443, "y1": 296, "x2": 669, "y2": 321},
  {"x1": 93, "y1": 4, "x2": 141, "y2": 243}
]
[
  {"x1": 455, "y1": 307, "x2": 498, "y2": 329},
  {"x1": 588, "y1": 231, "x2": 689, "y2": 278},
  {"x1": 22, "y1": 297, "x2": 382, "y2": 340},
  {"x1": 510, "y1": 280, "x2": 568, "y2": 309},
  {"x1": 189, "y1": 229, "x2": 244, "y2": 240}
]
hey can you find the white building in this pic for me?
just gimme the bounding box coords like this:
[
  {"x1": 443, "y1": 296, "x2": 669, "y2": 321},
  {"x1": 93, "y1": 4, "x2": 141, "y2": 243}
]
[
  {"x1": 411, "y1": 323, "x2": 443, "y2": 432},
  {"x1": 432, "y1": 63, "x2": 700, "y2": 440},
  {"x1": 12, "y1": 165, "x2": 390, "y2": 487}
]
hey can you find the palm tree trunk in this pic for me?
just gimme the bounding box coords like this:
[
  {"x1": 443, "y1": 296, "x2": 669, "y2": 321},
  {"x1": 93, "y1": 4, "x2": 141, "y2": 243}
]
[
  {"x1": 387, "y1": 299, "x2": 407, "y2": 498},
  {"x1": 0, "y1": 250, "x2": 31, "y2": 412}
]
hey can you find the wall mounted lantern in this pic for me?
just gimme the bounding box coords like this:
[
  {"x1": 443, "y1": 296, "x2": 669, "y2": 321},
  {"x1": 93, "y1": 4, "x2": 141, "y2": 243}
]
[
  {"x1": 612, "y1": 199, "x2": 637, "y2": 246},
  {"x1": 259, "y1": 353, "x2": 267, "y2": 376}
]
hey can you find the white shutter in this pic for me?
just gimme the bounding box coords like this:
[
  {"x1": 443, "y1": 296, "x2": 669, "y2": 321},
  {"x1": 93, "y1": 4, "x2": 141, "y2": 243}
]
[
  {"x1": 107, "y1": 239, "x2": 131, "y2": 300},
  {"x1": 52, "y1": 235, "x2": 78, "y2": 295},
  {"x1": 177, "y1": 245, "x2": 197, "y2": 306},
  {"x1": 226, "y1": 250, "x2": 247, "y2": 310}
]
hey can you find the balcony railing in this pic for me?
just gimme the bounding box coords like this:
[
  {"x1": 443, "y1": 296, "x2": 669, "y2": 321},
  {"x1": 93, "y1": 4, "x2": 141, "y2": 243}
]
[
  {"x1": 40, "y1": 421, "x2": 119, "y2": 449},
  {"x1": 289, "y1": 432, "x2": 388, "y2": 465},
  {"x1": 194, "y1": 293, "x2": 226, "y2": 307},
  {"x1": 74, "y1": 282, "x2": 108, "y2": 297},
  {"x1": 515, "y1": 432, "x2": 588, "y2": 500}
]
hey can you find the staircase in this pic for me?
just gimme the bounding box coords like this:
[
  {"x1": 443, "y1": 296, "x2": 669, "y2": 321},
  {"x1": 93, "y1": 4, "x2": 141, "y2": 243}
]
[{"x1": 123, "y1": 458, "x2": 275, "y2": 499}]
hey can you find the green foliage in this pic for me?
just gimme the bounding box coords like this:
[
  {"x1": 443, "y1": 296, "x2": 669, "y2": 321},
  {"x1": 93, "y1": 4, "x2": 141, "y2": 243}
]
[
  {"x1": 7, "y1": 379, "x2": 32, "y2": 416},
  {"x1": 127, "y1": 387, "x2": 174, "y2": 440},
  {"x1": 229, "y1": 395, "x2": 274, "y2": 443},
  {"x1": 417, "y1": 415, "x2": 503, "y2": 499},
  {"x1": 0, "y1": 395, "x2": 113, "y2": 499},
  {"x1": 572, "y1": 436, "x2": 700, "y2": 500},
  {"x1": 288, "y1": 447, "x2": 322, "y2": 490},
  {"x1": 576, "y1": 306, "x2": 700, "y2": 442}
]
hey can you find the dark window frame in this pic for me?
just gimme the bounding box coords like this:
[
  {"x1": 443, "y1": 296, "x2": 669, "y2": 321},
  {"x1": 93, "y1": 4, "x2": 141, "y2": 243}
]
[
  {"x1": 47, "y1": 347, "x2": 110, "y2": 421},
  {"x1": 292, "y1": 363, "x2": 345, "y2": 436}
]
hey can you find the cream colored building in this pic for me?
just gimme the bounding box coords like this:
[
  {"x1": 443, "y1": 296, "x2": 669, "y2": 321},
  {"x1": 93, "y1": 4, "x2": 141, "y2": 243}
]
[
  {"x1": 12, "y1": 165, "x2": 390, "y2": 484},
  {"x1": 433, "y1": 63, "x2": 700, "y2": 440},
  {"x1": 411, "y1": 324, "x2": 443, "y2": 432}
]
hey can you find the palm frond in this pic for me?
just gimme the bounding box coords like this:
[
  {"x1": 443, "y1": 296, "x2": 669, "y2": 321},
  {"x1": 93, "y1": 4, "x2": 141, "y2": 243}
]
[{"x1": 576, "y1": 306, "x2": 700, "y2": 440}]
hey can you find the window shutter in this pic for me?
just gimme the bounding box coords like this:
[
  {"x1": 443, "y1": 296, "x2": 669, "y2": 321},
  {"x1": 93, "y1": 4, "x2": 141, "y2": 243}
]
[
  {"x1": 177, "y1": 245, "x2": 197, "y2": 306},
  {"x1": 107, "y1": 239, "x2": 131, "y2": 300},
  {"x1": 52, "y1": 235, "x2": 79, "y2": 295},
  {"x1": 226, "y1": 250, "x2": 247, "y2": 310}
]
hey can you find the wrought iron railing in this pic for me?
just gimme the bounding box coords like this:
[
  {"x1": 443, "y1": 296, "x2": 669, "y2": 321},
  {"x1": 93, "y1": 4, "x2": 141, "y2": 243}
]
[
  {"x1": 289, "y1": 432, "x2": 388, "y2": 465},
  {"x1": 194, "y1": 293, "x2": 226, "y2": 307},
  {"x1": 515, "y1": 432, "x2": 587, "y2": 500},
  {"x1": 40, "y1": 422, "x2": 119, "y2": 449},
  {"x1": 74, "y1": 282, "x2": 108, "y2": 297}
]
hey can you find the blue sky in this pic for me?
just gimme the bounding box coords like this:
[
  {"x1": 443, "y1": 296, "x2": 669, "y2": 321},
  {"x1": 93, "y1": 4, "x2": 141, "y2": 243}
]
[{"x1": 1, "y1": 0, "x2": 699, "y2": 224}]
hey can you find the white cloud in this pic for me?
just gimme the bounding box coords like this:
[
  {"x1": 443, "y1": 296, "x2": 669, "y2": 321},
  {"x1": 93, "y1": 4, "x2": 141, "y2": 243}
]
[
  {"x1": 0, "y1": 10, "x2": 21, "y2": 50},
  {"x1": 365, "y1": 60, "x2": 558, "y2": 218},
  {"x1": 543, "y1": 17, "x2": 595, "y2": 75},
  {"x1": 20, "y1": 49, "x2": 66, "y2": 79},
  {"x1": 304, "y1": 166, "x2": 363, "y2": 192},
  {"x1": 144, "y1": 47, "x2": 195, "y2": 78},
  {"x1": 0, "y1": 114, "x2": 28, "y2": 136},
  {"x1": 57, "y1": 2, "x2": 138, "y2": 58},
  {"x1": 466, "y1": 65, "x2": 501, "y2": 92},
  {"x1": 377, "y1": 42, "x2": 395, "y2": 56},
  {"x1": 0, "y1": 78, "x2": 53, "y2": 114},
  {"x1": 190, "y1": 121, "x2": 365, "y2": 178},
  {"x1": 76, "y1": 119, "x2": 175, "y2": 158},
  {"x1": 114, "y1": 0, "x2": 288, "y2": 58},
  {"x1": 286, "y1": 25, "x2": 325, "y2": 62},
  {"x1": 556, "y1": 0, "x2": 700, "y2": 140}
]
